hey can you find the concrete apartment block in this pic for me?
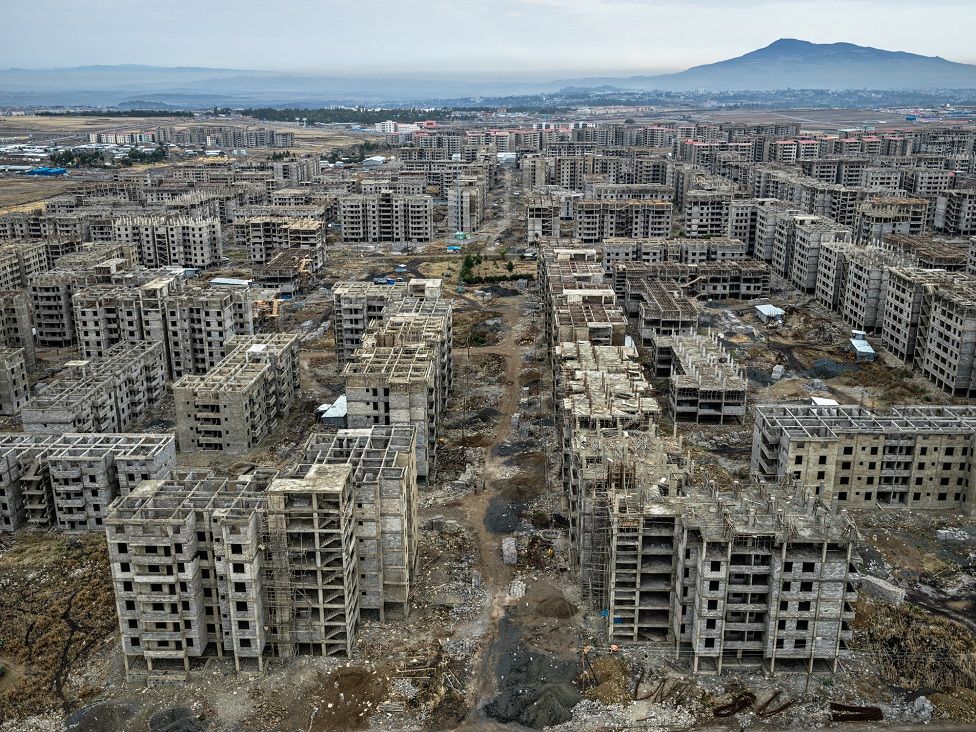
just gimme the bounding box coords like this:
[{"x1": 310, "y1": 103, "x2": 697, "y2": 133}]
[
  {"x1": 332, "y1": 279, "x2": 442, "y2": 366},
  {"x1": 264, "y1": 464, "x2": 360, "y2": 659},
  {"x1": 0, "y1": 347, "x2": 29, "y2": 417},
  {"x1": 881, "y1": 233, "x2": 968, "y2": 271},
  {"x1": 525, "y1": 193, "x2": 561, "y2": 243},
  {"x1": 683, "y1": 190, "x2": 738, "y2": 238},
  {"x1": 165, "y1": 288, "x2": 255, "y2": 378},
  {"x1": 934, "y1": 189, "x2": 976, "y2": 236},
  {"x1": 236, "y1": 216, "x2": 324, "y2": 264},
  {"x1": 377, "y1": 299, "x2": 454, "y2": 405},
  {"x1": 815, "y1": 243, "x2": 916, "y2": 333},
  {"x1": 28, "y1": 243, "x2": 138, "y2": 348},
  {"x1": 0, "y1": 433, "x2": 175, "y2": 532},
  {"x1": 856, "y1": 197, "x2": 929, "y2": 244},
  {"x1": 601, "y1": 237, "x2": 746, "y2": 276},
  {"x1": 617, "y1": 261, "x2": 770, "y2": 302},
  {"x1": 649, "y1": 333, "x2": 748, "y2": 424},
  {"x1": 74, "y1": 276, "x2": 253, "y2": 376},
  {"x1": 636, "y1": 283, "x2": 700, "y2": 343},
  {"x1": 303, "y1": 425, "x2": 418, "y2": 620},
  {"x1": 771, "y1": 215, "x2": 851, "y2": 293},
  {"x1": 0, "y1": 239, "x2": 49, "y2": 290},
  {"x1": 106, "y1": 460, "x2": 369, "y2": 683},
  {"x1": 447, "y1": 177, "x2": 485, "y2": 233},
  {"x1": 573, "y1": 200, "x2": 673, "y2": 244},
  {"x1": 112, "y1": 216, "x2": 223, "y2": 269},
  {"x1": 106, "y1": 471, "x2": 271, "y2": 681},
  {"x1": 880, "y1": 267, "x2": 953, "y2": 365},
  {"x1": 915, "y1": 281, "x2": 976, "y2": 396},
  {"x1": 344, "y1": 343, "x2": 439, "y2": 481},
  {"x1": 22, "y1": 341, "x2": 167, "y2": 434},
  {"x1": 608, "y1": 481, "x2": 857, "y2": 675},
  {"x1": 753, "y1": 404, "x2": 976, "y2": 511},
  {"x1": 338, "y1": 192, "x2": 433, "y2": 244},
  {"x1": 173, "y1": 334, "x2": 300, "y2": 454},
  {"x1": 0, "y1": 290, "x2": 35, "y2": 367}
]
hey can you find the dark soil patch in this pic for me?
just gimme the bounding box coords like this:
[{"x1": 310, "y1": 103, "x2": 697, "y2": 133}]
[
  {"x1": 484, "y1": 496, "x2": 521, "y2": 534},
  {"x1": 483, "y1": 617, "x2": 581, "y2": 729}
]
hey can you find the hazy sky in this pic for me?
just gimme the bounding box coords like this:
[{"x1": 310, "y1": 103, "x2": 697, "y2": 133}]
[{"x1": 4, "y1": 0, "x2": 974, "y2": 76}]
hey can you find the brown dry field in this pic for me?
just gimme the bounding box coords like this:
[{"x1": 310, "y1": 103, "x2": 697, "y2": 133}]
[{"x1": 0, "y1": 177, "x2": 73, "y2": 212}]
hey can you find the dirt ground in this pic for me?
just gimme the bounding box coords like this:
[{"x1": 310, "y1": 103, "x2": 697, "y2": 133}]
[{"x1": 0, "y1": 177, "x2": 73, "y2": 211}]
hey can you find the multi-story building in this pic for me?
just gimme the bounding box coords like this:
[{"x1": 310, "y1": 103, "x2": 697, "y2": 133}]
[
  {"x1": 21, "y1": 341, "x2": 167, "y2": 435},
  {"x1": 173, "y1": 335, "x2": 300, "y2": 454},
  {"x1": 753, "y1": 403, "x2": 976, "y2": 510},
  {"x1": 338, "y1": 193, "x2": 433, "y2": 244}
]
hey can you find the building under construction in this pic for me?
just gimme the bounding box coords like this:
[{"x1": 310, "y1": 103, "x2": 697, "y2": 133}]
[
  {"x1": 332, "y1": 279, "x2": 443, "y2": 365},
  {"x1": 0, "y1": 432, "x2": 175, "y2": 532},
  {"x1": 173, "y1": 335, "x2": 300, "y2": 454},
  {"x1": 105, "y1": 423, "x2": 419, "y2": 683},
  {"x1": 649, "y1": 333, "x2": 748, "y2": 424},
  {"x1": 21, "y1": 341, "x2": 167, "y2": 434},
  {"x1": 541, "y1": 247, "x2": 858, "y2": 676},
  {"x1": 753, "y1": 403, "x2": 976, "y2": 511}
]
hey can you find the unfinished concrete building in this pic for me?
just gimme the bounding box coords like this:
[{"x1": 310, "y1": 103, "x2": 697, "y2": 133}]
[
  {"x1": 344, "y1": 343, "x2": 439, "y2": 481},
  {"x1": 302, "y1": 425, "x2": 418, "y2": 620},
  {"x1": 617, "y1": 261, "x2": 770, "y2": 302},
  {"x1": 22, "y1": 341, "x2": 167, "y2": 434},
  {"x1": 574, "y1": 200, "x2": 673, "y2": 244},
  {"x1": 112, "y1": 216, "x2": 224, "y2": 269},
  {"x1": 338, "y1": 192, "x2": 433, "y2": 244},
  {"x1": 601, "y1": 236, "x2": 747, "y2": 276},
  {"x1": 856, "y1": 197, "x2": 929, "y2": 244},
  {"x1": 173, "y1": 335, "x2": 300, "y2": 454},
  {"x1": 0, "y1": 347, "x2": 29, "y2": 417},
  {"x1": 772, "y1": 215, "x2": 852, "y2": 293},
  {"x1": 879, "y1": 268, "x2": 976, "y2": 395},
  {"x1": 236, "y1": 216, "x2": 324, "y2": 264},
  {"x1": 815, "y1": 242, "x2": 916, "y2": 333},
  {"x1": 332, "y1": 279, "x2": 442, "y2": 365},
  {"x1": 649, "y1": 333, "x2": 748, "y2": 424},
  {"x1": 374, "y1": 298, "x2": 454, "y2": 405},
  {"x1": 882, "y1": 233, "x2": 969, "y2": 271},
  {"x1": 0, "y1": 432, "x2": 175, "y2": 532},
  {"x1": 551, "y1": 341, "x2": 662, "y2": 593},
  {"x1": 526, "y1": 193, "x2": 561, "y2": 243},
  {"x1": 29, "y1": 243, "x2": 138, "y2": 348},
  {"x1": 0, "y1": 239, "x2": 49, "y2": 290},
  {"x1": 753, "y1": 403, "x2": 976, "y2": 511},
  {"x1": 106, "y1": 464, "x2": 359, "y2": 683},
  {"x1": 605, "y1": 474, "x2": 858, "y2": 675},
  {"x1": 0, "y1": 290, "x2": 36, "y2": 367},
  {"x1": 631, "y1": 281, "x2": 700, "y2": 344},
  {"x1": 73, "y1": 275, "x2": 254, "y2": 377}
]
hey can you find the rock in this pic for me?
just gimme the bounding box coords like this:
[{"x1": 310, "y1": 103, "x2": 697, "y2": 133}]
[
  {"x1": 502, "y1": 537, "x2": 518, "y2": 565},
  {"x1": 860, "y1": 574, "x2": 906, "y2": 605},
  {"x1": 913, "y1": 695, "x2": 934, "y2": 721}
]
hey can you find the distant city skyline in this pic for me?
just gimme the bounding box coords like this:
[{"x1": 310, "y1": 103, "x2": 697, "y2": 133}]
[{"x1": 4, "y1": 0, "x2": 976, "y2": 77}]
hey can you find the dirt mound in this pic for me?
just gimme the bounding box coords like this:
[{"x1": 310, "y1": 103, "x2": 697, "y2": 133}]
[
  {"x1": 288, "y1": 665, "x2": 391, "y2": 731},
  {"x1": 64, "y1": 701, "x2": 139, "y2": 732},
  {"x1": 511, "y1": 584, "x2": 579, "y2": 622},
  {"x1": 148, "y1": 707, "x2": 205, "y2": 732},
  {"x1": 930, "y1": 686, "x2": 976, "y2": 724},
  {"x1": 536, "y1": 596, "x2": 578, "y2": 619},
  {"x1": 484, "y1": 618, "x2": 581, "y2": 729},
  {"x1": 583, "y1": 656, "x2": 632, "y2": 705}
]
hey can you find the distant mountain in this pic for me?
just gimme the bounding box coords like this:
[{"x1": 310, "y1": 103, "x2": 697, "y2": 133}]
[
  {"x1": 568, "y1": 39, "x2": 976, "y2": 91},
  {"x1": 2, "y1": 39, "x2": 975, "y2": 107}
]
